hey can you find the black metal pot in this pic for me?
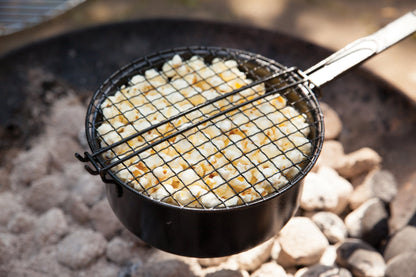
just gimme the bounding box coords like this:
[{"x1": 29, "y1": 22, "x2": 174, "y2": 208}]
[{"x1": 76, "y1": 46, "x2": 324, "y2": 257}]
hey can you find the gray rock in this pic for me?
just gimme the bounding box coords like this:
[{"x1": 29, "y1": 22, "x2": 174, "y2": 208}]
[
  {"x1": 145, "y1": 250, "x2": 202, "y2": 276},
  {"x1": 385, "y1": 252, "x2": 416, "y2": 277},
  {"x1": 118, "y1": 261, "x2": 144, "y2": 277},
  {"x1": 251, "y1": 261, "x2": 286, "y2": 277},
  {"x1": 78, "y1": 128, "x2": 89, "y2": 149},
  {"x1": 384, "y1": 226, "x2": 416, "y2": 261},
  {"x1": 18, "y1": 246, "x2": 72, "y2": 277},
  {"x1": 311, "y1": 211, "x2": 348, "y2": 244},
  {"x1": 90, "y1": 199, "x2": 123, "y2": 239},
  {"x1": 301, "y1": 167, "x2": 352, "y2": 214},
  {"x1": 205, "y1": 268, "x2": 248, "y2": 277},
  {"x1": 44, "y1": 97, "x2": 85, "y2": 169},
  {"x1": 65, "y1": 194, "x2": 90, "y2": 223},
  {"x1": 295, "y1": 264, "x2": 352, "y2": 277},
  {"x1": 72, "y1": 173, "x2": 105, "y2": 207},
  {"x1": 360, "y1": 198, "x2": 389, "y2": 247},
  {"x1": 229, "y1": 238, "x2": 273, "y2": 271},
  {"x1": 35, "y1": 208, "x2": 68, "y2": 245},
  {"x1": 345, "y1": 198, "x2": 379, "y2": 238},
  {"x1": 277, "y1": 217, "x2": 329, "y2": 267},
  {"x1": 320, "y1": 102, "x2": 343, "y2": 140},
  {"x1": 0, "y1": 167, "x2": 9, "y2": 191},
  {"x1": 132, "y1": 259, "x2": 198, "y2": 277},
  {"x1": 57, "y1": 229, "x2": 107, "y2": 270},
  {"x1": 0, "y1": 233, "x2": 19, "y2": 265},
  {"x1": 63, "y1": 162, "x2": 89, "y2": 189},
  {"x1": 78, "y1": 257, "x2": 120, "y2": 277},
  {"x1": 336, "y1": 148, "x2": 382, "y2": 178},
  {"x1": 9, "y1": 144, "x2": 51, "y2": 190},
  {"x1": 389, "y1": 179, "x2": 416, "y2": 233},
  {"x1": 47, "y1": 135, "x2": 82, "y2": 171},
  {"x1": 336, "y1": 239, "x2": 386, "y2": 277},
  {"x1": 7, "y1": 212, "x2": 35, "y2": 234},
  {"x1": 46, "y1": 96, "x2": 86, "y2": 138},
  {"x1": 349, "y1": 169, "x2": 397, "y2": 209},
  {"x1": 106, "y1": 236, "x2": 138, "y2": 265},
  {"x1": 25, "y1": 174, "x2": 68, "y2": 212},
  {"x1": 0, "y1": 192, "x2": 23, "y2": 225},
  {"x1": 6, "y1": 262, "x2": 50, "y2": 277}
]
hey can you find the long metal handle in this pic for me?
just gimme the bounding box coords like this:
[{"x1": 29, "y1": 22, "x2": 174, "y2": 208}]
[{"x1": 305, "y1": 10, "x2": 416, "y2": 88}]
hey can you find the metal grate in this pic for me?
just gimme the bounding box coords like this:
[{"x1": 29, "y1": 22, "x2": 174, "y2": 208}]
[
  {"x1": 0, "y1": 0, "x2": 85, "y2": 36},
  {"x1": 76, "y1": 46, "x2": 324, "y2": 210}
]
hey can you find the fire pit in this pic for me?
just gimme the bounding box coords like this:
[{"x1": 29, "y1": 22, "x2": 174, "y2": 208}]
[{"x1": 1, "y1": 19, "x2": 416, "y2": 275}]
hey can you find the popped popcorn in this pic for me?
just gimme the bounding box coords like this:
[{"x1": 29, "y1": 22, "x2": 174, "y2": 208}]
[{"x1": 97, "y1": 54, "x2": 312, "y2": 208}]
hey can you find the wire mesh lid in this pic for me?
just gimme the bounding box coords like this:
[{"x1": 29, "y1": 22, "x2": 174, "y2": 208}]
[
  {"x1": 80, "y1": 46, "x2": 324, "y2": 210},
  {"x1": 0, "y1": 0, "x2": 85, "y2": 36}
]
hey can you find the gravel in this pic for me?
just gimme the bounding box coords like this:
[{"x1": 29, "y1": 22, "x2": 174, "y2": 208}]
[
  {"x1": 57, "y1": 229, "x2": 107, "y2": 270},
  {"x1": 0, "y1": 94, "x2": 410, "y2": 276}
]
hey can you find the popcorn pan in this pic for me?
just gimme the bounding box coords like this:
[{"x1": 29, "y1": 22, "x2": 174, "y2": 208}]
[{"x1": 76, "y1": 10, "x2": 416, "y2": 257}]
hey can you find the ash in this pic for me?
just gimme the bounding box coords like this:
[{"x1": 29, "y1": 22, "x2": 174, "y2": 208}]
[{"x1": 0, "y1": 89, "x2": 412, "y2": 277}]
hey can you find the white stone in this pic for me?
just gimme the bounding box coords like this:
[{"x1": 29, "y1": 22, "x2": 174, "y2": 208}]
[
  {"x1": 336, "y1": 147, "x2": 382, "y2": 178},
  {"x1": 344, "y1": 198, "x2": 379, "y2": 238},
  {"x1": 229, "y1": 238, "x2": 274, "y2": 271},
  {"x1": 300, "y1": 167, "x2": 353, "y2": 214},
  {"x1": 277, "y1": 217, "x2": 329, "y2": 267},
  {"x1": 300, "y1": 172, "x2": 337, "y2": 211},
  {"x1": 295, "y1": 264, "x2": 352, "y2": 277},
  {"x1": 270, "y1": 238, "x2": 282, "y2": 260},
  {"x1": 198, "y1": 256, "x2": 229, "y2": 267},
  {"x1": 251, "y1": 261, "x2": 286, "y2": 277},
  {"x1": 319, "y1": 167, "x2": 353, "y2": 214},
  {"x1": 316, "y1": 140, "x2": 345, "y2": 170},
  {"x1": 319, "y1": 245, "x2": 337, "y2": 266},
  {"x1": 311, "y1": 211, "x2": 348, "y2": 243},
  {"x1": 320, "y1": 102, "x2": 343, "y2": 140}
]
